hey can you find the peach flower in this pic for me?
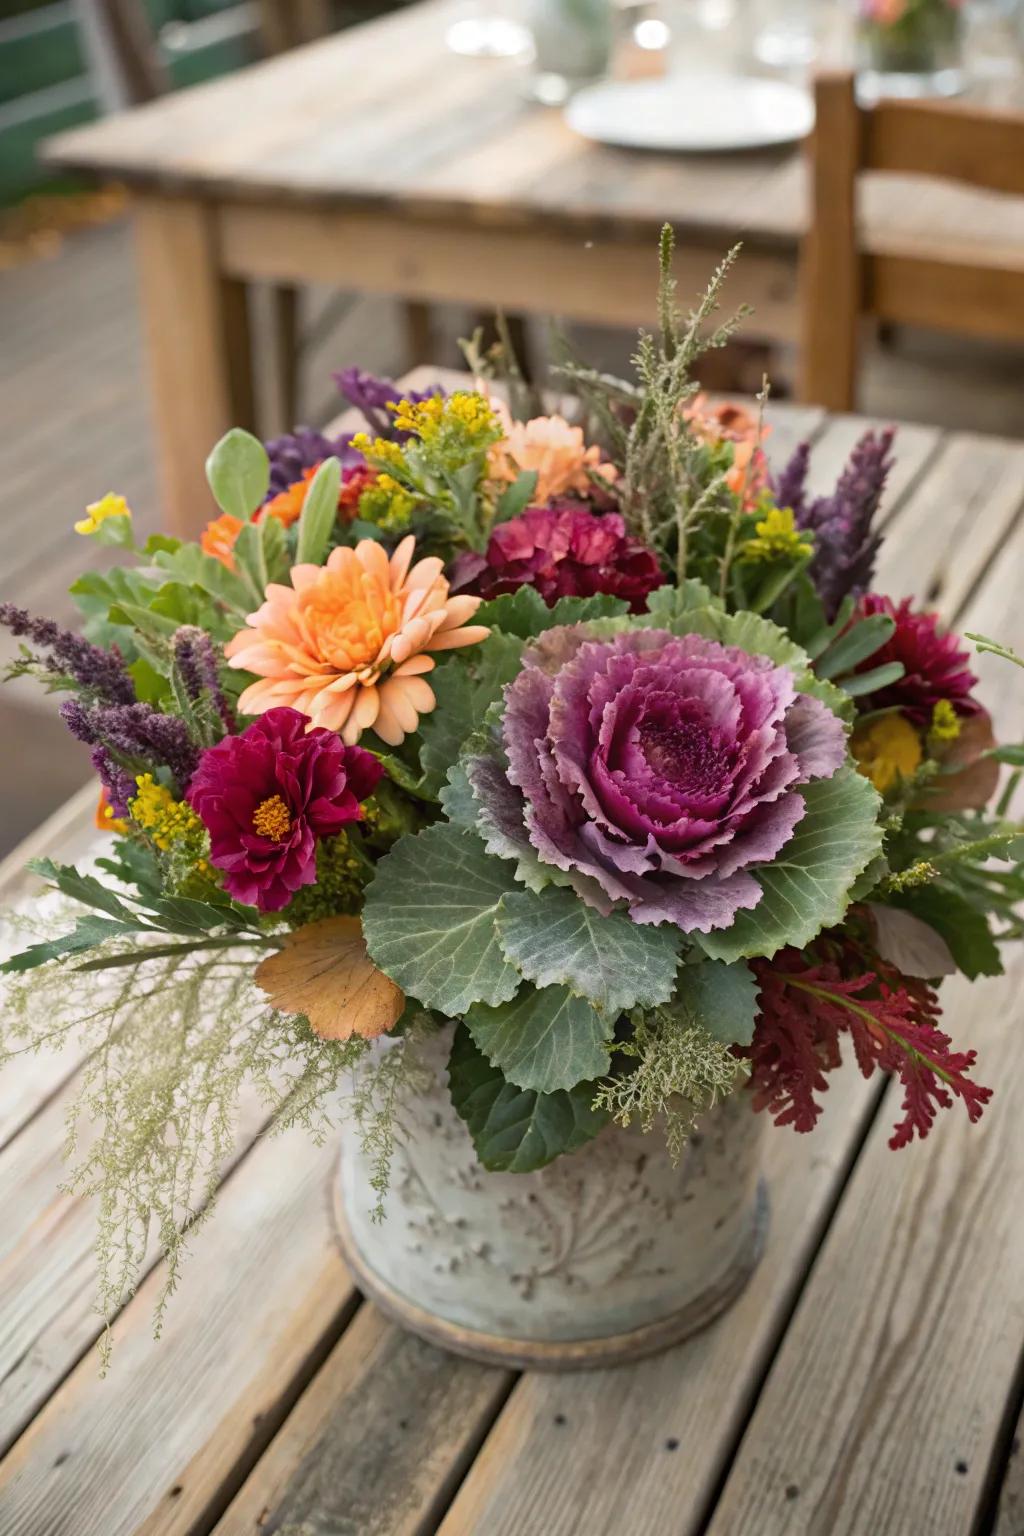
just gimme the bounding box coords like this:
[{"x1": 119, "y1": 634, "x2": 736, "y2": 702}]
[
  {"x1": 486, "y1": 396, "x2": 618, "y2": 505},
  {"x1": 683, "y1": 395, "x2": 770, "y2": 507},
  {"x1": 224, "y1": 536, "x2": 489, "y2": 745}
]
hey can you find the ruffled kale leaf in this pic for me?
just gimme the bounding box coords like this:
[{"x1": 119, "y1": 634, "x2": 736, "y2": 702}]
[{"x1": 362, "y1": 823, "x2": 520, "y2": 1015}]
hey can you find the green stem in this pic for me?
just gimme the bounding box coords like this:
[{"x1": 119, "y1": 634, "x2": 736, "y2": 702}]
[{"x1": 74, "y1": 934, "x2": 277, "y2": 972}]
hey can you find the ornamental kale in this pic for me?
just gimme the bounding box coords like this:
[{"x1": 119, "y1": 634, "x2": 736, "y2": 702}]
[{"x1": 473, "y1": 624, "x2": 846, "y2": 933}]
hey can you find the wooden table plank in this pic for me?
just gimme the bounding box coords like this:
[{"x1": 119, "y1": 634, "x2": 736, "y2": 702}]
[
  {"x1": 212, "y1": 1306, "x2": 512, "y2": 1536},
  {"x1": 702, "y1": 509, "x2": 1024, "y2": 1536},
  {"x1": 874, "y1": 431, "x2": 1024, "y2": 612},
  {"x1": 706, "y1": 966, "x2": 1024, "y2": 1535},
  {"x1": 0, "y1": 1065, "x2": 274, "y2": 1461},
  {"x1": 0, "y1": 1128, "x2": 355, "y2": 1536},
  {"x1": 995, "y1": 1421, "x2": 1024, "y2": 1536}
]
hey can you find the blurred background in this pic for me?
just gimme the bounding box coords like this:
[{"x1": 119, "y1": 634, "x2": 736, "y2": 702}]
[{"x1": 2, "y1": 0, "x2": 1023, "y2": 855}]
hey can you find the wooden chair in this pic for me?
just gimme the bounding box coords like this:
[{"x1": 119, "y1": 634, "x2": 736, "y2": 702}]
[{"x1": 800, "y1": 70, "x2": 1024, "y2": 410}]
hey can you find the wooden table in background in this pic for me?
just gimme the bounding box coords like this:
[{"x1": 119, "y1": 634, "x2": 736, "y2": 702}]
[
  {"x1": 1, "y1": 388, "x2": 1024, "y2": 1535},
  {"x1": 42, "y1": 0, "x2": 1024, "y2": 538}
]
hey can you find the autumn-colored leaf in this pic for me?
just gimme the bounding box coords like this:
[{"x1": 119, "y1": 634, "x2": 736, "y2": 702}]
[
  {"x1": 916, "y1": 710, "x2": 1000, "y2": 813},
  {"x1": 255, "y1": 916, "x2": 404, "y2": 1041}
]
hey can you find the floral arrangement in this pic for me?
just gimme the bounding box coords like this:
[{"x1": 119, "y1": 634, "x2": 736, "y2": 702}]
[
  {"x1": 2, "y1": 233, "x2": 1021, "y2": 1333},
  {"x1": 857, "y1": 0, "x2": 962, "y2": 72}
]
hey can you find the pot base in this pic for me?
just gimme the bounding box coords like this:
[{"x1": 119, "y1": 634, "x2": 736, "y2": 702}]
[{"x1": 332, "y1": 1168, "x2": 770, "y2": 1372}]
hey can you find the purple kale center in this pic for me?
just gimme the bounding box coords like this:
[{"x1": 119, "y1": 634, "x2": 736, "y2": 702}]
[{"x1": 487, "y1": 625, "x2": 847, "y2": 935}]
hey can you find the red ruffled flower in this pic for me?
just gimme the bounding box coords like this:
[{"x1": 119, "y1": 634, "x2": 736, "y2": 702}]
[
  {"x1": 453, "y1": 503, "x2": 664, "y2": 614},
  {"x1": 852, "y1": 594, "x2": 980, "y2": 724},
  {"x1": 186, "y1": 707, "x2": 382, "y2": 911}
]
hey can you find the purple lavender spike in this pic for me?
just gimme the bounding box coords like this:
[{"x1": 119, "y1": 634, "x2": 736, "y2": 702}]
[
  {"x1": 1, "y1": 605, "x2": 134, "y2": 705},
  {"x1": 793, "y1": 428, "x2": 895, "y2": 620},
  {"x1": 264, "y1": 427, "x2": 361, "y2": 497},
  {"x1": 772, "y1": 441, "x2": 811, "y2": 522},
  {"x1": 60, "y1": 698, "x2": 198, "y2": 790}
]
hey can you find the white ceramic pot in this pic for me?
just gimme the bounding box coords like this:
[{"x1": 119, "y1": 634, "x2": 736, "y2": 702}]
[{"x1": 333, "y1": 1027, "x2": 768, "y2": 1370}]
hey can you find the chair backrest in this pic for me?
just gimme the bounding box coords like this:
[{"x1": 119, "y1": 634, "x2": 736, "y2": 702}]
[
  {"x1": 76, "y1": 0, "x2": 169, "y2": 108},
  {"x1": 800, "y1": 70, "x2": 1024, "y2": 410}
]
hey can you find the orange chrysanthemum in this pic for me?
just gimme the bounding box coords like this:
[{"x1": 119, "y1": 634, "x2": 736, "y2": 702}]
[
  {"x1": 224, "y1": 536, "x2": 490, "y2": 745},
  {"x1": 486, "y1": 396, "x2": 618, "y2": 505},
  {"x1": 94, "y1": 786, "x2": 127, "y2": 834},
  {"x1": 201, "y1": 512, "x2": 245, "y2": 571},
  {"x1": 261, "y1": 466, "x2": 318, "y2": 529}
]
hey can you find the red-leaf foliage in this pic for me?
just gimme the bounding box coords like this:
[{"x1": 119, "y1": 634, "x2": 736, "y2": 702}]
[{"x1": 744, "y1": 939, "x2": 992, "y2": 1147}]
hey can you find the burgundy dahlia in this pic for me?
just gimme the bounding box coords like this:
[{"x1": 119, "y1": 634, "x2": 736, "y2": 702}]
[
  {"x1": 852, "y1": 595, "x2": 980, "y2": 725},
  {"x1": 186, "y1": 707, "x2": 382, "y2": 912},
  {"x1": 468, "y1": 626, "x2": 846, "y2": 933},
  {"x1": 454, "y1": 504, "x2": 664, "y2": 614}
]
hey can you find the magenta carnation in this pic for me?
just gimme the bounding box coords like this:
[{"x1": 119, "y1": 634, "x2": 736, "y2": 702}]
[
  {"x1": 186, "y1": 707, "x2": 382, "y2": 912},
  {"x1": 454, "y1": 504, "x2": 663, "y2": 614},
  {"x1": 468, "y1": 626, "x2": 846, "y2": 933},
  {"x1": 852, "y1": 595, "x2": 980, "y2": 724}
]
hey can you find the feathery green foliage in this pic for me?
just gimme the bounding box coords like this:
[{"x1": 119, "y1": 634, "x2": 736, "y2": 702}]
[
  {"x1": 0, "y1": 920, "x2": 399, "y2": 1359},
  {"x1": 595, "y1": 1004, "x2": 747, "y2": 1162}
]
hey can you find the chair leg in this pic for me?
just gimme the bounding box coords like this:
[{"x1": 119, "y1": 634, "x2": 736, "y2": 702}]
[
  {"x1": 404, "y1": 301, "x2": 434, "y2": 368},
  {"x1": 270, "y1": 283, "x2": 301, "y2": 431}
]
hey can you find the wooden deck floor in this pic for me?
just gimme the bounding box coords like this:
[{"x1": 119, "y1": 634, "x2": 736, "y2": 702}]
[
  {"x1": 0, "y1": 218, "x2": 413, "y2": 858},
  {"x1": 1, "y1": 216, "x2": 1023, "y2": 859}
]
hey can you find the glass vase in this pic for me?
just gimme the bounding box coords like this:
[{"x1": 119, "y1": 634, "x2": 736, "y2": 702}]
[
  {"x1": 524, "y1": 0, "x2": 614, "y2": 103},
  {"x1": 857, "y1": 0, "x2": 966, "y2": 98}
]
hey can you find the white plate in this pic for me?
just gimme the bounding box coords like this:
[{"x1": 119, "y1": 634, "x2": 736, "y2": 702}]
[{"x1": 565, "y1": 75, "x2": 814, "y2": 153}]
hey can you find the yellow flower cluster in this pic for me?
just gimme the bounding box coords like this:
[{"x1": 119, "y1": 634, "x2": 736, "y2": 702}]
[
  {"x1": 129, "y1": 774, "x2": 204, "y2": 852},
  {"x1": 285, "y1": 832, "x2": 370, "y2": 925},
  {"x1": 75, "y1": 492, "x2": 131, "y2": 537},
  {"x1": 355, "y1": 474, "x2": 416, "y2": 534},
  {"x1": 350, "y1": 433, "x2": 405, "y2": 470},
  {"x1": 388, "y1": 391, "x2": 498, "y2": 446},
  {"x1": 929, "y1": 698, "x2": 962, "y2": 744},
  {"x1": 850, "y1": 715, "x2": 923, "y2": 794},
  {"x1": 740, "y1": 505, "x2": 813, "y2": 564}
]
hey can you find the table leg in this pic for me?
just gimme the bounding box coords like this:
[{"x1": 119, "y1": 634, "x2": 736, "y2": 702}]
[{"x1": 133, "y1": 195, "x2": 255, "y2": 539}]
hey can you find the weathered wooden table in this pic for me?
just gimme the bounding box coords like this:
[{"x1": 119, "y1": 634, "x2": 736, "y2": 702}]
[
  {"x1": 42, "y1": 0, "x2": 1024, "y2": 537},
  {"x1": 1, "y1": 396, "x2": 1023, "y2": 1535}
]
